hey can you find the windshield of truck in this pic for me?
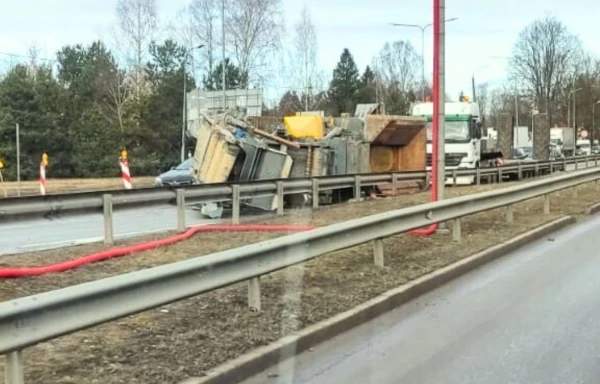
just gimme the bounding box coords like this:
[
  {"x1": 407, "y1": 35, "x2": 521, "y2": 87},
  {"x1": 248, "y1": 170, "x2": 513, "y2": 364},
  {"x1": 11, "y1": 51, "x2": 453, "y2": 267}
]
[{"x1": 426, "y1": 120, "x2": 470, "y2": 143}]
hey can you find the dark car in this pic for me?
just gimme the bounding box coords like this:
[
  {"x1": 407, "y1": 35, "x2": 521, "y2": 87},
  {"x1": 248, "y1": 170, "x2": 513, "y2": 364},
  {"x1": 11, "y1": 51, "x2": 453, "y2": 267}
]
[{"x1": 154, "y1": 158, "x2": 194, "y2": 187}]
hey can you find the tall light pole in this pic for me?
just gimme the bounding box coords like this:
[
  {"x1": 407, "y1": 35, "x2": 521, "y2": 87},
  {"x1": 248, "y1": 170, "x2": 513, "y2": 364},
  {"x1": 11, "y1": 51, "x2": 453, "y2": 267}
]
[
  {"x1": 593, "y1": 100, "x2": 600, "y2": 144},
  {"x1": 390, "y1": 17, "x2": 457, "y2": 102},
  {"x1": 221, "y1": 0, "x2": 227, "y2": 111},
  {"x1": 182, "y1": 45, "x2": 204, "y2": 163},
  {"x1": 471, "y1": 63, "x2": 490, "y2": 102},
  {"x1": 570, "y1": 87, "x2": 583, "y2": 132}
]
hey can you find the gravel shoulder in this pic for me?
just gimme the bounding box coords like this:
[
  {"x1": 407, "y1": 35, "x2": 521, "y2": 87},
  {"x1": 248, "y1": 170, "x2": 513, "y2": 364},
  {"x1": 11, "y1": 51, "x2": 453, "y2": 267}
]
[{"x1": 1, "y1": 179, "x2": 599, "y2": 383}]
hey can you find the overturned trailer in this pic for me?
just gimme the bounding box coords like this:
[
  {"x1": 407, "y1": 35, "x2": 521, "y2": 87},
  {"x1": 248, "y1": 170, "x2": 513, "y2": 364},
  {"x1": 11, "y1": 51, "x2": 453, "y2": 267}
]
[
  {"x1": 190, "y1": 109, "x2": 295, "y2": 217},
  {"x1": 190, "y1": 105, "x2": 427, "y2": 216}
]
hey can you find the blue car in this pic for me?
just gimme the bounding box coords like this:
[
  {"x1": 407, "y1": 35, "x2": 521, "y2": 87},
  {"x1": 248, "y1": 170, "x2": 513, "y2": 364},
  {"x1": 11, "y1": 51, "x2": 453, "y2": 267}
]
[{"x1": 154, "y1": 158, "x2": 194, "y2": 187}]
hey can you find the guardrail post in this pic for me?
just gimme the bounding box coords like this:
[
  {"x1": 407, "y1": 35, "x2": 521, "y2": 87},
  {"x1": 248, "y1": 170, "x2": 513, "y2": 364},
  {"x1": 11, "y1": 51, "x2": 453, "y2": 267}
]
[
  {"x1": 452, "y1": 219, "x2": 461, "y2": 242},
  {"x1": 248, "y1": 277, "x2": 261, "y2": 311},
  {"x1": 392, "y1": 173, "x2": 399, "y2": 196},
  {"x1": 562, "y1": 157, "x2": 567, "y2": 172},
  {"x1": 497, "y1": 167, "x2": 502, "y2": 183},
  {"x1": 575, "y1": 159, "x2": 579, "y2": 170},
  {"x1": 176, "y1": 189, "x2": 186, "y2": 232},
  {"x1": 549, "y1": 161, "x2": 554, "y2": 174},
  {"x1": 543, "y1": 194, "x2": 550, "y2": 215},
  {"x1": 595, "y1": 155, "x2": 599, "y2": 167},
  {"x1": 373, "y1": 239, "x2": 384, "y2": 267},
  {"x1": 231, "y1": 185, "x2": 240, "y2": 225},
  {"x1": 534, "y1": 163, "x2": 539, "y2": 177},
  {"x1": 354, "y1": 175, "x2": 361, "y2": 200},
  {"x1": 5, "y1": 351, "x2": 24, "y2": 384},
  {"x1": 276, "y1": 181, "x2": 284, "y2": 216},
  {"x1": 586, "y1": 156, "x2": 590, "y2": 168},
  {"x1": 452, "y1": 169, "x2": 457, "y2": 186},
  {"x1": 102, "y1": 194, "x2": 114, "y2": 246},
  {"x1": 517, "y1": 163, "x2": 523, "y2": 180},
  {"x1": 506, "y1": 204, "x2": 514, "y2": 224},
  {"x1": 476, "y1": 168, "x2": 481, "y2": 185},
  {"x1": 311, "y1": 178, "x2": 320, "y2": 209}
]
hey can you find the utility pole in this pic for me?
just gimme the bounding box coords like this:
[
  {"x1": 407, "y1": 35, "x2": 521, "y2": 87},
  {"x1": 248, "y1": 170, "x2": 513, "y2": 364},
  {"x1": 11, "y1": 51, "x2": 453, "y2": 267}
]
[
  {"x1": 436, "y1": 0, "x2": 446, "y2": 201},
  {"x1": 16, "y1": 123, "x2": 20, "y2": 197},
  {"x1": 181, "y1": 45, "x2": 204, "y2": 163},
  {"x1": 221, "y1": 0, "x2": 227, "y2": 111}
]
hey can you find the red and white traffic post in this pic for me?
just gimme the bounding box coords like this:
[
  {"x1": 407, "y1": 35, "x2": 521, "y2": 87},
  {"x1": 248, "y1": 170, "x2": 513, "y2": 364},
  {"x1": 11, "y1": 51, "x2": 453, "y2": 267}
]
[
  {"x1": 40, "y1": 153, "x2": 49, "y2": 196},
  {"x1": 120, "y1": 149, "x2": 132, "y2": 189}
]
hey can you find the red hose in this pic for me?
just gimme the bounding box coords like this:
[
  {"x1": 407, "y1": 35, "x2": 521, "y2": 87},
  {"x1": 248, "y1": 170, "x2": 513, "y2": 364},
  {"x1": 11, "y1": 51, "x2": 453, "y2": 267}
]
[
  {"x1": 0, "y1": 224, "x2": 316, "y2": 278},
  {"x1": 410, "y1": 0, "x2": 440, "y2": 237}
]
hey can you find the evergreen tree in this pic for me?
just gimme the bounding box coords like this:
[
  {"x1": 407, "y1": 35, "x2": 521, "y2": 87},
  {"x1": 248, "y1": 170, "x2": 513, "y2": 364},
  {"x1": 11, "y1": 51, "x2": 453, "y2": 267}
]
[
  {"x1": 203, "y1": 58, "x2": 249, "y2": 91},
  {"x1": 327, "y1": 48, "x2": 360, "y2": 115},
  {"x1": 357, "y1": 65, "x2": 377, "y2": 104}
]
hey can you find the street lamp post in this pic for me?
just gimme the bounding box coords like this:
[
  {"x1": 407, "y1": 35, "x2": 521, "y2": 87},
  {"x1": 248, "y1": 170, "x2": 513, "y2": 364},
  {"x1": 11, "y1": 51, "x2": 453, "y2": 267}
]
[
  {"x1": 570, "y1": 88, "x2": 583, "y2": 132},
  {"x1": 182, "y1": 45, "x2": 204, "y2": 163},
  {"x1": 593, "y1": 100, "x2": 600, "y2": 144},
  {"x1": 390, "y1": 17, "x2": 457, "y2": 102}
]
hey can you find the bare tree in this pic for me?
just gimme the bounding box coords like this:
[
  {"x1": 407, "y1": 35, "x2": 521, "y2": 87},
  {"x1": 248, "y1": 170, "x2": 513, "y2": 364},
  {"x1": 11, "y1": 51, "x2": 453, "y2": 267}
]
[
  {"x1": 372, "y1": 40, "x2": 421, "y2": 114},
  {"x1": 116, "y1": 0, "x2": 158, "y2": 99},
  {"x1": 170, "y1": 0, "x2": 219, "y2": 84},
  {"x1": 510, "y1": 16, "x2": 582, "y2": 123},
  {"x1": 374, "y1": 41, "x2": 420, "y2": 94},
  {"x1": 288, "y1": 5, "x2": 321, "y2": 111},
  {"x1": 225, "y1": 0, "x2": 284, "y2": 85},
  {"x1": 476, "y1": 83, "x2": 489, "y2": 119}
]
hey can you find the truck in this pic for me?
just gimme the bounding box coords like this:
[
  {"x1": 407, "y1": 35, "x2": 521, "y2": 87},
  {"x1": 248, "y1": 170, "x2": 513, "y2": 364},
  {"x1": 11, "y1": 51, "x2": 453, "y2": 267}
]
[
  {"x1": 513, "y1": 126, "x2": 531, "y2": 149},
  {"x1": 550, "y1": 127, "x2": 575, "y2": 156},
  {"x1": 411, "y1": 100, "x2": 503, "y2": 185},
  {"x1": 576, "y1": 138, "x2": 591, "y2": 155}
]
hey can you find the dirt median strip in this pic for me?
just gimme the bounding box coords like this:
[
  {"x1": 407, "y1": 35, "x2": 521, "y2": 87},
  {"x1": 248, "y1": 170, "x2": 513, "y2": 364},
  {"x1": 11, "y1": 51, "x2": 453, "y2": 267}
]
[
  {"x1": 2, "y1": 181, "x2": 600, "y2": 384},
  {"x1": 183, "y1": 216, "x2": 575, "y2": 384},
  {"x1": 0, "y1": 177, "x2": 154, "y2": 197}
]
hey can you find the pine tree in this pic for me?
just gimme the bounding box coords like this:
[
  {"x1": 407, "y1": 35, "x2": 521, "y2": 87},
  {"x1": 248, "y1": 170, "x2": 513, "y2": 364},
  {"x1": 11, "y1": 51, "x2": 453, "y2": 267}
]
[
  {"x1": 328, "y1": 48, "x2": 360, "y2": 115},
  {"x1": 357, "y1": 65, "x2": 377, "y2": 104}
]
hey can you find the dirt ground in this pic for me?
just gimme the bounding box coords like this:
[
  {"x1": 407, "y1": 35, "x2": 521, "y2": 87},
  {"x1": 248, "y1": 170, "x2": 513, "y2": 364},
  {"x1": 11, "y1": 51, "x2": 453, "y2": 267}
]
[
  {"x1": 0, "y1": 177, "x2": 154, "y2": 197},
  {"x1": 1, "y1": 180, "x2": 600, "y2": 383}
]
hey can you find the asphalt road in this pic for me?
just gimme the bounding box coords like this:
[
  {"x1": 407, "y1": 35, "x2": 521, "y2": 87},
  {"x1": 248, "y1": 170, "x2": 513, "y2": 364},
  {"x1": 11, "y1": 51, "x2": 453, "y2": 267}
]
[
  {"x1": 0, "y1": 205, "x2": 215, "y2": 256},
  {"x1": 241, "y1": 215, "x2": 600, "y2": 384}
]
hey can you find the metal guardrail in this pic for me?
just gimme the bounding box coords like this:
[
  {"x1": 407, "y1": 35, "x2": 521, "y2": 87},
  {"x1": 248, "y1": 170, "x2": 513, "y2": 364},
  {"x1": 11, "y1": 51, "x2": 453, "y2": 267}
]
[
  {"x1": 1, "y1": 155, "x2": 598, "y2": 245},
  {"x1": 1, "y1": 166, "x2": 600, "y2": 382}
]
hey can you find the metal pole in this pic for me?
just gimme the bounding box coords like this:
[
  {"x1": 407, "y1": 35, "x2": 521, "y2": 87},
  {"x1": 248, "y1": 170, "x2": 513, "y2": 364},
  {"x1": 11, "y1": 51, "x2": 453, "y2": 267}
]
[
  {"x1": 181, "y1": 55, "x2": 187, "y2": 164},
  {"x1": 421, "y1": 27, "x2": 426, "y2": 101},
  {"x1": 221, "y1": 0, "x2": 226, "y2": 111},
  {"x1": 16, "y1": 123, "x2": 20, "y2": 197},
  {"x1": 514, "y1": 80, "x2": 519, "y2": 127},
  {"x1": 436, "y1": 0, "x2": 446, "y2": 201},
  {"x1": 573, "y1": 93, "x2": 576, "y2": 132}
]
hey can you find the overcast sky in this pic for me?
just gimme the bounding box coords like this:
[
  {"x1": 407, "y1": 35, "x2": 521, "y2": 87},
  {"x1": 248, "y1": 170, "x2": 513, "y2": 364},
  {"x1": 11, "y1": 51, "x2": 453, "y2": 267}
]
[{"x1": 1, "y1": 0, "x2": 598, "y2": 102}]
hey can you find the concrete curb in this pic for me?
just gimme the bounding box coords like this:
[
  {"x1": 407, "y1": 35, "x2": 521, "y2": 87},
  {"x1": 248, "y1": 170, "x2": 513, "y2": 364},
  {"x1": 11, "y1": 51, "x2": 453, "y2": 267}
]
[
  {"x1": 587, "y1": 202, "x2": 600, "y2": 215},
  {"x1": 181, "y1": 215, "x2": 575, "y2": 384}
]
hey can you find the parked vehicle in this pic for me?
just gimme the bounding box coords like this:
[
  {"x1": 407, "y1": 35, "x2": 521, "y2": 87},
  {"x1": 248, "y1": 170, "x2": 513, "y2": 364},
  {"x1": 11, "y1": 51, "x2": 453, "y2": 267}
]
[{"x1": 154, "y1": 158, "x2": 194, "y2": 187}]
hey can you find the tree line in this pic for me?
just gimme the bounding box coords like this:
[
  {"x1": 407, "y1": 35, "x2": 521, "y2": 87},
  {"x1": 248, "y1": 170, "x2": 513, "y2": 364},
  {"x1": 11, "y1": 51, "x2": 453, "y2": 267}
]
[{"x1": 0, "y1": 0, "x2": 595, "y2": 181}]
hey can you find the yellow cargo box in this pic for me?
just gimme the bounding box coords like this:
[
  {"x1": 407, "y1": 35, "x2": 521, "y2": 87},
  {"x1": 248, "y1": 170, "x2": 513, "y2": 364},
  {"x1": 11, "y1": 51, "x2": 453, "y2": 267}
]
[{"x1": 283, "y1": 116, "x2": 324, "y2": 140}]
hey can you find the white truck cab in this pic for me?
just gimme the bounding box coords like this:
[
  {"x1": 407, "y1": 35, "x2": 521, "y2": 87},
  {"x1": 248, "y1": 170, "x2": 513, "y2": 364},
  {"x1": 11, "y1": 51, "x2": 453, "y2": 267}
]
[{"x1": 411, "y1": 99, "x2": 483, "y2": 185}]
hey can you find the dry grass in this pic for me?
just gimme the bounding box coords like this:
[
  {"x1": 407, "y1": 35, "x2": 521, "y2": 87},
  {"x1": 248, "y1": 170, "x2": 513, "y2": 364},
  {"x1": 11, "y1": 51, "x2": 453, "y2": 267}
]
[{"x1": 0, "y1": 180, "x2": 599, "y2": 383}]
